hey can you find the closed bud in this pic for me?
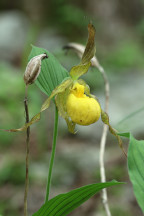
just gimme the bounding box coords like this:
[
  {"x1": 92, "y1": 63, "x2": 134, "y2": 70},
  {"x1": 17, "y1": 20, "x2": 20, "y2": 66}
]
[{"x1": 24, "y1": 53, "x2": 48, "y2": 85}]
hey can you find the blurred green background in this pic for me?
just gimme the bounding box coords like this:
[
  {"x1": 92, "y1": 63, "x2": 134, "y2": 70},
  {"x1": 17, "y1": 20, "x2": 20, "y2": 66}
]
[{"x1": 0, "y1": 0, "x2": 144, "y2": 215}]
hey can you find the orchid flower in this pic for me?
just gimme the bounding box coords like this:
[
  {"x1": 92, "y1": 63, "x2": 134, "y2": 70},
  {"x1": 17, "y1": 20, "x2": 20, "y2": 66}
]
[{"x1": 6, "y1": 23, "x2": 126, "y2": 155}]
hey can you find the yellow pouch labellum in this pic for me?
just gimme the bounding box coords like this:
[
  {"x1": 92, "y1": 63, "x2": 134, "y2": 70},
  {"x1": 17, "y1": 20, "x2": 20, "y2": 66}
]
[{"x1": 66, "y1": 83, "x2": 101, "y2": 125}]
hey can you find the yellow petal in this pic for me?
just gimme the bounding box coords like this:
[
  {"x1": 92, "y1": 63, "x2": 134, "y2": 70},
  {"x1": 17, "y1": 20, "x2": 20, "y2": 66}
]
[{"x1": 66, "y1": 83, "x2": 101, "y2": 125}]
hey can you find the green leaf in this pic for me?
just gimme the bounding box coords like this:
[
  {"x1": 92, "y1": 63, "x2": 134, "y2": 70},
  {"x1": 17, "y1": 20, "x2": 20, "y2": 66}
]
[
  {"x1": 128, "y1": 134, "x2": 144, "y2": 213},
  {"x1": 117, "y1": 132, "x2": 130, "y2": 138},
  {"x1": 32, "y1": 181, "x2": 124, "y2": 216},
  {"x1": 110, "y1": 131, "x2": 144, "y2": 213},
  {"x1": 28, "y1": 45, "x2": 69, "y2": 96}
]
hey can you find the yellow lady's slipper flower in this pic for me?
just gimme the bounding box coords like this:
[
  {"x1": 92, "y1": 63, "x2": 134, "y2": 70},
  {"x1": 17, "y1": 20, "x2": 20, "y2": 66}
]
[
  {"x1": 4, "y1": 23, "x2": 108, "y2": 134},
  {"x1": 4, "y1": 23, "x2": 126, "y2": 155},
  {"x1": 66, "y1": 82, "x2": 101, "y2": 125}
]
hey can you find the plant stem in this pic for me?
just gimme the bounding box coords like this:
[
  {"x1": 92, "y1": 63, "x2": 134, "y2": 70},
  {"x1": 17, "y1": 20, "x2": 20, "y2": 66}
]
[
  {"x1": 91, "y1": 56, "x2": 111, "y2": 215},
  {"x1": 45, "y1": 105, "x2": 59, "y2": 203},
  {"x1": 97, "y1": 65, "x2": 111, "y2": 216},
  {"x1": 24, "y1": 85, "x2": 30, "y2": 216}
]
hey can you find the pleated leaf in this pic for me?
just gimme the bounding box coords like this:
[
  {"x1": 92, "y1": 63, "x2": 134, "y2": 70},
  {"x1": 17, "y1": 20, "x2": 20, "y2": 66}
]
[
  {"x1": 127, "y1": 133, "x2": 144, "y2": 213},
  {"x1": 28, "y1": 45, "x2": 69, "y2": 96},
  {"x1": 118, "y1": 132, "x2": 144, "y2": 213},
  {"x1": 32, "y1": 180, "x2": 124, "y2": 216}
]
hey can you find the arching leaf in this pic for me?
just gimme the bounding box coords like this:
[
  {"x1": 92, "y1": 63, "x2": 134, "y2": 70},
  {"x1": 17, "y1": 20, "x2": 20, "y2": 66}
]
[
  {"x1": 32, "y1": 181, "x2": 124, "y2": 216},
  {"x1": 128, "y1": 134, "x2": 144, "y2": 213},
  {"x1": 118, "y1": 132, "x2": 144, "y2": 213}
]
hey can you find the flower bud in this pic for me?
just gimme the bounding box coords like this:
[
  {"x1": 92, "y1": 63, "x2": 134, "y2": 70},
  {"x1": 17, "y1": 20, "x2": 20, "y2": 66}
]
[{"x1": 24, "y1": 53, "x2": 48, "y2": 85}]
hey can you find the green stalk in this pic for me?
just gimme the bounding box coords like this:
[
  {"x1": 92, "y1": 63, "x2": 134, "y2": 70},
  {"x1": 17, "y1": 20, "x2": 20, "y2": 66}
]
[{"x1": 45, "y1": 105, "x2": 59, "y2": 203}]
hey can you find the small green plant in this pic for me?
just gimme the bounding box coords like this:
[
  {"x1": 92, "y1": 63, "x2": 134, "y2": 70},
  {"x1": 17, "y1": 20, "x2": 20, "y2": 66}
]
[{"x1": 1, "y1": 24, "x2": 144, "y2": 216}]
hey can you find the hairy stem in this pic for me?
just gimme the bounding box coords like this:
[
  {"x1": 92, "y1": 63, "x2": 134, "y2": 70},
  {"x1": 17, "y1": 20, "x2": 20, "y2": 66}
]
[
  {"x1": 24, "y1": 85, "x2": 30, "y2": 216},
  {"x1": 45, "y1": 105, "x2": 59, "y2": 203}
]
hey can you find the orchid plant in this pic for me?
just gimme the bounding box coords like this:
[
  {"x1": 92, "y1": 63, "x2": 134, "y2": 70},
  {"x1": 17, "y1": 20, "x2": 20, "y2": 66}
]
[
  {"x1": 1, "y1": 23, "x2": 144, "y2": 216},
  {"x1": 7, "y1": 24, "x2": 125, "y2": 154}
]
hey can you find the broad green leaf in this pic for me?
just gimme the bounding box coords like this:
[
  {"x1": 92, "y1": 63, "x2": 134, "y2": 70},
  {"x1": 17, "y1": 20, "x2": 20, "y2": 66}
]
[
  {"x1": 128, "y1": 134, "x2": 144, "y2": 213},
  {"x1": 28, "y1": 45, "x2": 69, "y2": 96},
  {"x1": 111, "y1": 131, "x2": 144, "y2": 212},
  {"x1": 32, "y1": 181, "x2": 124, "y2": 216}
]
